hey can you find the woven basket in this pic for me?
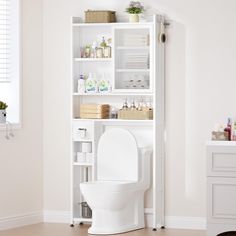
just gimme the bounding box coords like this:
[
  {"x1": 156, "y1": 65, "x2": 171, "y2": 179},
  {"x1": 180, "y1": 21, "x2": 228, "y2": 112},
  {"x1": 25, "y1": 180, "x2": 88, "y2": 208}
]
[
  {"x1": 85, "y1": 10, "x2": 116, "y2": 23},
  {"x1": 118, "y1": 109, "x2": 153, "y2": 120}
]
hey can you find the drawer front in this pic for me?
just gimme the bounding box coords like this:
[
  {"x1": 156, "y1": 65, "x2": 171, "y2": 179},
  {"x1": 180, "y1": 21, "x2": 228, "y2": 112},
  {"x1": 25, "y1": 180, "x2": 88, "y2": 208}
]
[
  {"x1": 73, "y1": 120, "x2": 94, "y2": 141},
  {"x1": 207, "y1": 146, "x2": 236, "y2": 177},
  {"x1": 208, "y1": 177, "x2": 236, "y2": 224}
]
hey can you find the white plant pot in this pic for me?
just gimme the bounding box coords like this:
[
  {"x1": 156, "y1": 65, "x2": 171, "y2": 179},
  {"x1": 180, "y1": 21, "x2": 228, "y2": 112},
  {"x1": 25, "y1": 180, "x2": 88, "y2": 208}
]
[
  {"x1": 129, "y1": 14, "x2": 139, "y2": 23},
  {"x1": 0, "y1": 109, "x2": 6, "y2": 123}
]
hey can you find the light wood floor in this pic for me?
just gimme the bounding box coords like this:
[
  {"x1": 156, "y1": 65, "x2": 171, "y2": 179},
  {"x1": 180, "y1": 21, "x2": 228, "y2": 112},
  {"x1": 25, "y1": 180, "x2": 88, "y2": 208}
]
[{"x1": 0, "y1": 223, "x2": 206, "y2": 236}]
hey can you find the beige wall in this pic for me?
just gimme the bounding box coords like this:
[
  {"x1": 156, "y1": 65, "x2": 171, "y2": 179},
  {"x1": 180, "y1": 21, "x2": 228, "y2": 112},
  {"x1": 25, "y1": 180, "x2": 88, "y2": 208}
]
[{"x1": 0, "y1": 0, "x2": 43, "y2": 218}]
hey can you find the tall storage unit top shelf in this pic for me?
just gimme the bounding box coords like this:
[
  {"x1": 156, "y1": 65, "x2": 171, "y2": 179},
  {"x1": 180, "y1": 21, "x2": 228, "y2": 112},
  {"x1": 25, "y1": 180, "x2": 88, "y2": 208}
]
[{"x1": 70, "y1": 15, "x2": 165, "y2": 229}]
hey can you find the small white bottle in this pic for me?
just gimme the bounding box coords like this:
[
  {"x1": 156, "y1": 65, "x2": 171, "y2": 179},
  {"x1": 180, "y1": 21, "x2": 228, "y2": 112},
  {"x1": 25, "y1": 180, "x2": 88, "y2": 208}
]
[{"x1": 77, "y1": 75, "x2": 85, "y2": 94}]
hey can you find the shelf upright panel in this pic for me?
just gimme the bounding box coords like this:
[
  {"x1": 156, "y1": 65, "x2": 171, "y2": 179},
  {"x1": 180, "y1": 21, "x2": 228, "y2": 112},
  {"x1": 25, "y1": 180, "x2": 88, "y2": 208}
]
[
  {"x1": 70, "y1": 17, "x2": 75, "y2": 226},
  {"x1": 153, "y1": 14, "x2": 165, "y2": 229}
]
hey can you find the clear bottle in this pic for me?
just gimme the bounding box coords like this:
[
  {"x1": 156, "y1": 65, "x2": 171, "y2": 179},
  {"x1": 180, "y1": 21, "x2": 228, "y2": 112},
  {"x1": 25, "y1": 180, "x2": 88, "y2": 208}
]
[
  {"x1": 130, "y1": 99, "x2": 136, "y2": 110},
  {"x1": 122, "y1": 98, "x2": 129, "y2": 110},
  {"x1": 77, "y1": 75, "x2": 85, "y2": 94},
  {"x1": 100, "y1": 37, "x2": 107, "y2": 57},
  {"x1": 91, "y1": 41, "x2": 98, "y2": 58},
  {"x1": 110, "y1": 107, "x2": 118, "y2": 119}
]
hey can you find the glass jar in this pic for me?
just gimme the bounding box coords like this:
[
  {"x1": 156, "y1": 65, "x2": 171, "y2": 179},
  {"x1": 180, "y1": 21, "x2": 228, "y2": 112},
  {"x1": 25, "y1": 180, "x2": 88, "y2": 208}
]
[{"x1": 96, "y1": 48, "x2": 103, "y2": 58}]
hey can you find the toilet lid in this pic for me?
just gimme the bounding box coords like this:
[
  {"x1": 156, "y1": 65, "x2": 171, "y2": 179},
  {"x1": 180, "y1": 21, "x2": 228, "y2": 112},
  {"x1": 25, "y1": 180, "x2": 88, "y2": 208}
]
[{"x1": 97, "y1": 128, "x2": 138, "y2": 181}]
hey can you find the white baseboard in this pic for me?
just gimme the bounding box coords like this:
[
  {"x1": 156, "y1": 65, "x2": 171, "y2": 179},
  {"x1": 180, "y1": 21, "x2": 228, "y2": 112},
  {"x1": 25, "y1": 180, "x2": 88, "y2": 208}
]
[
  {"x1": 43, "y1": 209, "x2": 206, "y2": 230},
  {"x1": 43, "y1": 211, "x2": 71, "y2": 223},
  {"x1": 0, "y1": 212, "x2": 43, "y2": 231},
  {"x1": 165, "y1": 216, "x2": 206, "y2": 230},
  {"x1": 0, "y1": 210, "x2": 206, "y2": 231}
]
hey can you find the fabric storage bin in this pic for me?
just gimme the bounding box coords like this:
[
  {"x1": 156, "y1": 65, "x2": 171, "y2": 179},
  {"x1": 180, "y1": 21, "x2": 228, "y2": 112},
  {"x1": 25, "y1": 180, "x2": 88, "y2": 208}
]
[{"x1": 85, "y1": 10, "x2": 116, "y2": 23}]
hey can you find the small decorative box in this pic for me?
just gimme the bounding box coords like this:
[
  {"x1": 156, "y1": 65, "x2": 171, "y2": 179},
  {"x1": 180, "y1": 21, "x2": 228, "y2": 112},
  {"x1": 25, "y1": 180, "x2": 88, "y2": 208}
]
[{"x1": 211, "y1": 131, "x2": 228, "y2": 141}]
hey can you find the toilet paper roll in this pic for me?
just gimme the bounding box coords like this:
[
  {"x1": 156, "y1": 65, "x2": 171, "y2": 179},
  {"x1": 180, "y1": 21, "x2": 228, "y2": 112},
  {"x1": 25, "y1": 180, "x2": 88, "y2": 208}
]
[
  {"x1": 77, "y1": 152, "x2": 86, "y2": 163},
  {"x1": 81, "y1": 142, "x2": 92, "y2": 153},
  {"x1": 86, "y1": 153, "x2": 93, "y2": 163}
]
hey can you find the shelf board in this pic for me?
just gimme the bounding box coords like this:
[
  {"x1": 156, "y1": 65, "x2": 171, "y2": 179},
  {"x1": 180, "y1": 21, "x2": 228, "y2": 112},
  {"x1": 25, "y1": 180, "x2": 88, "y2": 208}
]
[
  {"x1": 73, "y1": 217, "x2": 92, "y2": 223},
  {"x1": 74, "y1": 58, "x2": 112, "y2": 62},
  {"x1": 73, "y1": 139, "x2": 93, "y2": 142},
  {"x1": 73, "y1": 92, "x2": 153, "y2": 96},
  {"x1": 73, "y1": 162, "x2": 93, "y2": 166},
  {"x1": 0, "y1": 79, "x2": 11, "y2": 83},
  {"x1": 116, "y1": 46, "x2": 149, "y2": 50},
  {"x1": 73, "y1": 118, "x2": 153, "y2": 123},
  {"x1": 73, "y1": 22, "x2": 153, "y2": 27},
  {"x1": 116, "y1": 69, "x2": 150, "y2": 73}
]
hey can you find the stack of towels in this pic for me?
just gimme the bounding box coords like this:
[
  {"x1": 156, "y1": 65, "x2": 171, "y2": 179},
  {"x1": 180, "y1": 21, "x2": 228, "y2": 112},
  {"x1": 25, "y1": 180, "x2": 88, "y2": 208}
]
[{"x1": 125, "y1": 53, "x2": 149, "y2": 69}]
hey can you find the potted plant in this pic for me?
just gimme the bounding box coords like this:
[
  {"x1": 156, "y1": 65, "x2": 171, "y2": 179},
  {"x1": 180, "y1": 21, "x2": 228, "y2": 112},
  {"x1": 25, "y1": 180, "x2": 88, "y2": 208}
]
[
  {"x1": 126, "y1": 1, "x2": 144, "y2": 23},
  {"x1": 0, "y1": 101, "x2": 8, "y2": 123}
]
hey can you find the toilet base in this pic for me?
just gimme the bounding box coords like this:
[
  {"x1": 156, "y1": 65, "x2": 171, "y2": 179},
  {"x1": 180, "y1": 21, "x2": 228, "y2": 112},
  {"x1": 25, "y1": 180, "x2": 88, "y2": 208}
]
[{"x1": 87, "y1": 193, "x2": 145, "y2": 235}]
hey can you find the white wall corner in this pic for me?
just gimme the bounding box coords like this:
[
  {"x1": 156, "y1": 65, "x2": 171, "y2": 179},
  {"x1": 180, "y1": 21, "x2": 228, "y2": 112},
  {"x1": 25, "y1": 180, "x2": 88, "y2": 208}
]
[
  {"x1": 0, "y1": 212, "x2": 43, "y2": 231},
  {"x1": 43, "y1": 210, "x2": 71, "y2": 223}
]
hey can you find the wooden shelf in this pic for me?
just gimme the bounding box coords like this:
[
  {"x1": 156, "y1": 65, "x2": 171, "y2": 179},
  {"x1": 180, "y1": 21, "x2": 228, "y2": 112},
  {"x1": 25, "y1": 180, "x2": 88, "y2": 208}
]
[{"x1": 74, "y1": 58, "x2": 112, "y2": 62}]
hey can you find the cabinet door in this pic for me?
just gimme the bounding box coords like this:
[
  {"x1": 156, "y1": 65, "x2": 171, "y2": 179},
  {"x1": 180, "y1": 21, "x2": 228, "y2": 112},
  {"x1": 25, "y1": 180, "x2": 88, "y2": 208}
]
[
  {"x1": 208, "y1": 177, "x2": 236, "y2": 225},
  {"x1": 113, "y1": 25, "x2": 153, "y2": 92},
  {"x1": 207, "y1": 146, "x2": 236, "y2": 177}
]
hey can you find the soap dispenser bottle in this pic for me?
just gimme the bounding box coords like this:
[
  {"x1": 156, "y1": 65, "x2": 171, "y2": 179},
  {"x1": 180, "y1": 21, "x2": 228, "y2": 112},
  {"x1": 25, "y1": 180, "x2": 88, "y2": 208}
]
[
  {"x1": 77, "y1": 75, "x2": 85, "y2": 94},
  {"x1": 86, "y1": 73, "x2": 97, "y2": 93}
]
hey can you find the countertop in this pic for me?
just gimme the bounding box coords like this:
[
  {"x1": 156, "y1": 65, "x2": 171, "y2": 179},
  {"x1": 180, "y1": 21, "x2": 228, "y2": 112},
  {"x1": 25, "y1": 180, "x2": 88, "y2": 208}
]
[{"x1": 206, "y1": 141, "x2": 236, "y2": 146}]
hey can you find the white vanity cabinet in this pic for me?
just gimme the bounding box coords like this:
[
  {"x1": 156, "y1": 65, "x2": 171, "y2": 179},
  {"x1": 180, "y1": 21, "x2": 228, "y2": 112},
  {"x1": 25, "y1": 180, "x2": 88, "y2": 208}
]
[
  {"x1": 207, "y1": 142, "x2": 236, "y2": 236},
  {"x1": 70, "y1": 15, "x2": 166, "y2": 229}
]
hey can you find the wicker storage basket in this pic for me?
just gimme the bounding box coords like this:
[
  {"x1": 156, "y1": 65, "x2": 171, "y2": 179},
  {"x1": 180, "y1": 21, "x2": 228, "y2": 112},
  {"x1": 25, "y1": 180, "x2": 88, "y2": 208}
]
[
  {"x1": 80, "y1": 104, "x2": 110, "y2": 119},
  {"x1": 85, "y1": 10, "x2": 116, "y2": 23},
  {"x1": 118, "y1": 109, "x2": 153, "y2": 120}
]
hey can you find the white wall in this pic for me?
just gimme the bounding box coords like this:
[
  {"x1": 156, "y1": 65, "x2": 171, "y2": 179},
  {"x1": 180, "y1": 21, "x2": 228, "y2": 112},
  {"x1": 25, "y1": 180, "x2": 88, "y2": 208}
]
[{"x1": 0, "y1": 0, "x2": 43, "y2": 224}]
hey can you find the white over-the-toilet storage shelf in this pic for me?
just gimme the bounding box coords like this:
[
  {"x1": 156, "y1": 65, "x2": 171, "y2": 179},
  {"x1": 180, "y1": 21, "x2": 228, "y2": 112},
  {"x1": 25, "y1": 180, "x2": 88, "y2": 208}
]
[{"x1": 70, "y1": 15, "x2": 165, "y2": 229}]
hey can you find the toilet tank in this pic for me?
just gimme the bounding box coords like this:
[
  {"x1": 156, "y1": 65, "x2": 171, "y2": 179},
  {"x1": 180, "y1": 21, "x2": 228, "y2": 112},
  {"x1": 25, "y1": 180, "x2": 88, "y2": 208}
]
[{"x1": 97, "y1": 128, "x2": 138, "y2": 181}]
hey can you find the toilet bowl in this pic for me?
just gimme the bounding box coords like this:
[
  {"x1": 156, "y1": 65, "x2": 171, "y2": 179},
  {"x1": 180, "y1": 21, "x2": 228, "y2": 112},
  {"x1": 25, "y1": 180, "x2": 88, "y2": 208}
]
[{"x1": 80, "y1": 128, "x2": 151, "y2": 235}]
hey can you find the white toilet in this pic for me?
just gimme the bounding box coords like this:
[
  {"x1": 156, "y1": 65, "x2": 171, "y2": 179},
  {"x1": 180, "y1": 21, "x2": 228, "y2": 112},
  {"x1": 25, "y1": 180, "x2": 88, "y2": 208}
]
[{"x1": 80, "y1": 128, "x2": 151, "y2": 235}]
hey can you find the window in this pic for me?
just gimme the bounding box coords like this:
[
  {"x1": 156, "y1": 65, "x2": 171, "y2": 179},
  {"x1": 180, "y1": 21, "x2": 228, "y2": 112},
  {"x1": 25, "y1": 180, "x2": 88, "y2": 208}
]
[{"x1": 0, "y1": 0, "x2": 20, "y2": 124}]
